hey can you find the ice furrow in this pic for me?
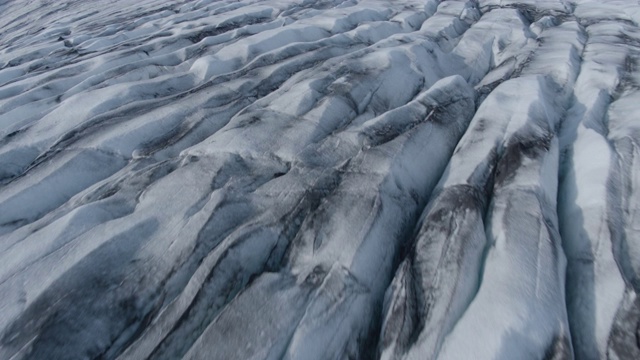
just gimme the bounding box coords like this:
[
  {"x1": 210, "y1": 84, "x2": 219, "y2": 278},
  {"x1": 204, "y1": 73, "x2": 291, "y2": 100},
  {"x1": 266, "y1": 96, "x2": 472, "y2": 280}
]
[
  {"x1": 556, "y1": 4, "x2": 640, "y2": 358},
  {"x1": 378, "y1": 77, "x2": 515, "y2": 360}
]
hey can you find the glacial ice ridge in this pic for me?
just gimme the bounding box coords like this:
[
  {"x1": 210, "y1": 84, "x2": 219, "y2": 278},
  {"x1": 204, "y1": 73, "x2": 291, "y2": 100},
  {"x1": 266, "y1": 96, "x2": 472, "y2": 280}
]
[{"x1": 0, "y1": 0, "x2": 640, "y2": 359}]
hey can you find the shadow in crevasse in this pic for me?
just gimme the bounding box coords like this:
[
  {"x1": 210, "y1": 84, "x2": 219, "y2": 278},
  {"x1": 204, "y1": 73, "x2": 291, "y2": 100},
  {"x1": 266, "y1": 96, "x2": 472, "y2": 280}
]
[
  {"x1": 604, "y1": 115, "x2": 640, "y2": 359},
  {"x1": 556, "y1": 99, "x2": 598, "y2": 360}
]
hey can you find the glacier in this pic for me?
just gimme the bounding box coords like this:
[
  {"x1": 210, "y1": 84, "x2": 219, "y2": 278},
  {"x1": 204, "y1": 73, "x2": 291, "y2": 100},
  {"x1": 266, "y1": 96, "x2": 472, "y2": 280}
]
[{"x1": 0, "y1": 0, "x2": 639, "y2": 359}]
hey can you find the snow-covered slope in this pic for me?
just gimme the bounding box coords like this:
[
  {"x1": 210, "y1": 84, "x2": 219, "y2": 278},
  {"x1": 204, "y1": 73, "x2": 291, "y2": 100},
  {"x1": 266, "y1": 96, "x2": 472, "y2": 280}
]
[{"x1": 0, "y1": 0, "x2": 639, "y2": 359}]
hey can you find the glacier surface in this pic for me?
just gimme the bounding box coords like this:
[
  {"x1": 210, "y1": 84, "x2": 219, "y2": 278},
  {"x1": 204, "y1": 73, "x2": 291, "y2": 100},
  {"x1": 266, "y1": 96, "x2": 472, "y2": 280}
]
[{"x1": 0, "y1": 0, "x2": 640, "y2": 359}]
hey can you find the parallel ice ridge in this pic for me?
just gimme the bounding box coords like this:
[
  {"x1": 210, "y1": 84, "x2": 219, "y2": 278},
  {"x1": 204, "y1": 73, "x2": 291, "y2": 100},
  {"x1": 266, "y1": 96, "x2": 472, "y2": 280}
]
[{"x1": 0, "y1": 0, "x2": 639, "y2": 359}]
